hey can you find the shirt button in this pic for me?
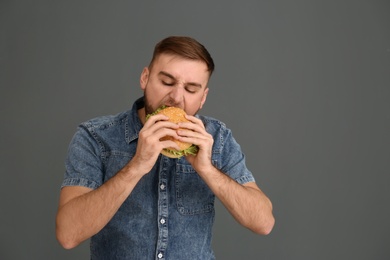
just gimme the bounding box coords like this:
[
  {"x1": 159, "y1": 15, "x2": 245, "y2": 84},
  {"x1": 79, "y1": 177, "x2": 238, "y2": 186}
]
[
  {"x1": 158, "y1": 252, "x2": 163, "y2": 258},
  {"x1": 160, "y1": 218, "x2": 166, "y2": 224},
  {"x1": 160, "y1": 184, "x2": 165, "y2": 190}
]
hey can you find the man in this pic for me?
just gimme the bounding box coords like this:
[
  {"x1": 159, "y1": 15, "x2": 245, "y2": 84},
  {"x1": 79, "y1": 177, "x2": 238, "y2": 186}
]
[{"x1": 56, "y1": 36, "x2": 274, "y2": 259}]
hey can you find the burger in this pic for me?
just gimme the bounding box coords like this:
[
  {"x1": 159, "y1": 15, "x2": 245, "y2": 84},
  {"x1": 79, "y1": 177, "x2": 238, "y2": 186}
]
[{"x1": 146, "y1": 106, "x2": 199, "y2": 158}]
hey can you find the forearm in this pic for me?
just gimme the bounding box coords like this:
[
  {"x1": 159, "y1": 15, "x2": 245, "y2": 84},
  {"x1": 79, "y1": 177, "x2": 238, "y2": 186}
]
[
  {"x1": 56, "y1": 162, "x2": 144, "y2": 249},
  {"x1": 199, "y1": 166, "x2": 274, "y2": 235}
]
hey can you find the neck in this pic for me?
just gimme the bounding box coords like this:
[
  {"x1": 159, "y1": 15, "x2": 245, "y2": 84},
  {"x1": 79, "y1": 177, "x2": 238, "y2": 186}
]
[{"x1": 138, "y1": 107, "x2": 146, "y2": 125}]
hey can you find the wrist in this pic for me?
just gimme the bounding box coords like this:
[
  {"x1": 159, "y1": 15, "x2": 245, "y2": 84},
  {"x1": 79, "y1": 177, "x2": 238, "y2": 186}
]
[
  {"x1": 194, "y1": 162, "x2": 217, "y2": 178},
  {"x1": 117, "y1": 159, "x2": 148, "y2": 183}
]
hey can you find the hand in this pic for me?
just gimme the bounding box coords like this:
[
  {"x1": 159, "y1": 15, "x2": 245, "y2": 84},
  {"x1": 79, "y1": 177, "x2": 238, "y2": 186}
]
[
  {"x1": 131, "y1": 114, "x2": 181, "y2": 174},
  {"x1": 177, "y1": 115, "x2": 214, "y2": 173}
]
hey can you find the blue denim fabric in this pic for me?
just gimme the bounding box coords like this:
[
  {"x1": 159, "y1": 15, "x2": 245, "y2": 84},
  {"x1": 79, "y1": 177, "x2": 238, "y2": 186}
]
[{"x1": 62, "y1": 97, "x2": 255, "y2": 259}]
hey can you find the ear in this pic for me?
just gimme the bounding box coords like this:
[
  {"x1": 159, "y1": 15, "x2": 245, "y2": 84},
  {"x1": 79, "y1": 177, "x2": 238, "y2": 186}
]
[
  {"x1": 199, "y1": 88, "x2": 209, "y2": 109},
  {"x1": 140, "y1": 67, "x2": 149, "y2": 90}
]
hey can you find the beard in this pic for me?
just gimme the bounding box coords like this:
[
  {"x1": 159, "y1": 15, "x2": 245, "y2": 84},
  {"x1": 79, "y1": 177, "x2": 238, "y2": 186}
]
[{"x1": 143, "y1": 92, "x2": 155, "y2": 117}]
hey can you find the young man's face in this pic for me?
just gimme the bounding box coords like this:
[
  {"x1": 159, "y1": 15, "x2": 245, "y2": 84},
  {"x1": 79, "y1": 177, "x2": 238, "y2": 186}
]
[{"x1": 140, "y1": 53, "x2": 210, "y2": 116}]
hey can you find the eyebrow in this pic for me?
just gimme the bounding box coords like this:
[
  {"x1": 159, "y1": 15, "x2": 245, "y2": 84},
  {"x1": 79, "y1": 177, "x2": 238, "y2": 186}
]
[{"x1": 158, "y1": 71, "x2": 203, "y2": 88}]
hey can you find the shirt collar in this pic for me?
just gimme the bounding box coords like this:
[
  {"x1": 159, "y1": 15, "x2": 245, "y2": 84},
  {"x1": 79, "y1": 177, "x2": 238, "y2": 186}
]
[{"x1": 125, "y1": 97, "x2": 144, "y2": 144}]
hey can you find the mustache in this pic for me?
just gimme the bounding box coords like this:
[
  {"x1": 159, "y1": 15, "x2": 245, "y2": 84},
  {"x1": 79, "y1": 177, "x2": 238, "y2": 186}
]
[
  {"x1": 161, "y1": 98, "x2": 182, "y2": 108},
  {"x1": 144, "y1": 95, "x2": 183, "y2": 115}
]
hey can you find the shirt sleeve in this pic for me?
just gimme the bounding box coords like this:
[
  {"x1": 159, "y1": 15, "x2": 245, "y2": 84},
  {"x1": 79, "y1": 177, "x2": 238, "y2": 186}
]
[
  {"x1": 218, "y1": 126, "x2": 256, "y2": 185},
  {"x1": 62, "y1": 125, "x2": 104, "y2": 190}
]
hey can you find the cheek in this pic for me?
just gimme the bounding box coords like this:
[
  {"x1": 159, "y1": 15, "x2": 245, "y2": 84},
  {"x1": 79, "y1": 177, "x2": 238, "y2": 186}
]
[
  {"x1": 145, "y1": 82, "x2": 162, "y2": 97},
  {"x1": 185, "y1": 96, "x2": 204, "y2": 114},
  {"x1": 145, "y1": 84, "x2": 170, "y2": 109}
]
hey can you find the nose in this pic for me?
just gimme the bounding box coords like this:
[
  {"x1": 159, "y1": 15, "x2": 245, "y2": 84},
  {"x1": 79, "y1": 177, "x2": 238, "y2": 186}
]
[{"x1": 168, "y1": 86, "x2": 184, "y2": 106}]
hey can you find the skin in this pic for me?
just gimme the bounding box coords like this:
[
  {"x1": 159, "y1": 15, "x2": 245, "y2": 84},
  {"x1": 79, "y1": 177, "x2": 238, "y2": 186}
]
[{"x1": 56, "y1": 53, "x2": 275, "y2": 249}]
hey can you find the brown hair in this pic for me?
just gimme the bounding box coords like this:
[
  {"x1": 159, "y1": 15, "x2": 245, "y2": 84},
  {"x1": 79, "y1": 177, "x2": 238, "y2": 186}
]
[{"x1": 149, "y1": 36, "x2": 215, "y2": 75}]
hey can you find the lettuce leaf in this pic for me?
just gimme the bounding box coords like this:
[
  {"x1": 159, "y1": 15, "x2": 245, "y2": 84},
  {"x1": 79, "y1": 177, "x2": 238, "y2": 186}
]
[
  {"x1": 145, "y1": 105, "x2": 167, "y2": 121},
  {"x1": 163, "y1": 144, "x2": 199, "y2": 158}
]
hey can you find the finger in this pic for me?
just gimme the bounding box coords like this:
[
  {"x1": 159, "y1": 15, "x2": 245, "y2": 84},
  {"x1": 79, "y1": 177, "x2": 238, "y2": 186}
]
[
  {"x1": 160, "y1": 140, "x2": 181, "y2": 151},
  {"x1": 178, "y1": 123, "x2": 206, "y2": 137},
  {"x1": 156, "y1": 127, "x2": 181, "y2": 141},
  {"x1": 138, "y1": 129, "x2": 181, "y2": 156},
  {"x1": 177, "y1": 128, "x2": 202, "y2": 139},
  {"x1": 144, "y1": 114, "x2": 169, "y2": 126},
  {"x1": 184, "y1": 115, "x2": 204, "y2": 127},
  {"x1": 177, "y1": 129, "x2": 213, "y2": 147},
  {"x1": 144, "y1": 120, "x2": 180, "y2": 136}
]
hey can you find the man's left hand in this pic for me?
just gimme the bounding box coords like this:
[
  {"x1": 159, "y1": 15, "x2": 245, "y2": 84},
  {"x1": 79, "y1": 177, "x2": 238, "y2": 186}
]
[{"x1": 177, "y1": 115, "x2": 214, "y2": 173}]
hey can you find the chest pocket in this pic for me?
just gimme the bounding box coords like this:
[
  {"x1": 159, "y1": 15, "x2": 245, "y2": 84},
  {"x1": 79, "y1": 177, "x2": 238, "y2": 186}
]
[{"x1": 175, "y1": 163, "x2": 215, "y2": 215}]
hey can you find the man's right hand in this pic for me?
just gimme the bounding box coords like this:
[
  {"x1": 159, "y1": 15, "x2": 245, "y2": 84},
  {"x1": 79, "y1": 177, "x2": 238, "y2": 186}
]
[{"x1": 130, "y1": 114, "x2": 181, "y2": 175}]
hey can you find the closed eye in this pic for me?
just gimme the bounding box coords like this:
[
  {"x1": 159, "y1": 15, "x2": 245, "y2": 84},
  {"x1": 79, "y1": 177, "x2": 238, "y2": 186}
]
[
  {"x1": 162, "y1": 80, "x2": 175, "y2": 86},
  {"x1": 185, "y1": 87, "x2": 197, "y2": 93}
]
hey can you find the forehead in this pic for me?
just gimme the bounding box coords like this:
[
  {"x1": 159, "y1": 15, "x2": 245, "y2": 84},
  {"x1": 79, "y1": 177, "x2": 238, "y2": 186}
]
[{"x1": 150, "y1": 54, "x2": 210, "y2": 81}]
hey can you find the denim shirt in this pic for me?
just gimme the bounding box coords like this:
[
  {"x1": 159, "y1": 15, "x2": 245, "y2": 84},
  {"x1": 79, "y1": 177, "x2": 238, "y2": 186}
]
[{"x1": 62, "y1": 98, "x2": 255, "y2": 260}]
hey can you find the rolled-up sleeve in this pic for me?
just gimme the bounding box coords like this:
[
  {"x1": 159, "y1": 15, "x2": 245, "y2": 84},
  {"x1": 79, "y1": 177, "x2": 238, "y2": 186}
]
[
  {"x1": 204, "y1": 117, "x2": 256, "y2": 185},
  {"x1": 62, "y1": 125, "x2": 103, "y2": 190},
  {"x1": 220, "y1": 128, "x2": 255, "y2": 185}
]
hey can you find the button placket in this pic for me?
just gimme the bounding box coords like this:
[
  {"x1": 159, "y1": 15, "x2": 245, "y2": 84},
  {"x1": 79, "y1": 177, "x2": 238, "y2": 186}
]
[{"x1": 156, "y1": 157, "x2": 169, "y2": 259}]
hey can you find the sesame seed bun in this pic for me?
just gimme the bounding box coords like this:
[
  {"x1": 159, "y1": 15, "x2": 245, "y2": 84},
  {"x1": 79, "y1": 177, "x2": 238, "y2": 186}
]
[{"x1": 148, "y1": 106, "x2": 198, "y2": 158}]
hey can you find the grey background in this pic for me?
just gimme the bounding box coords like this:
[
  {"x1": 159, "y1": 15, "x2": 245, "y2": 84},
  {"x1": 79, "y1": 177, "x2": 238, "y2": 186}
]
[{"x1": 1, "y1": 1, "x2": 389, "y2": 259}]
